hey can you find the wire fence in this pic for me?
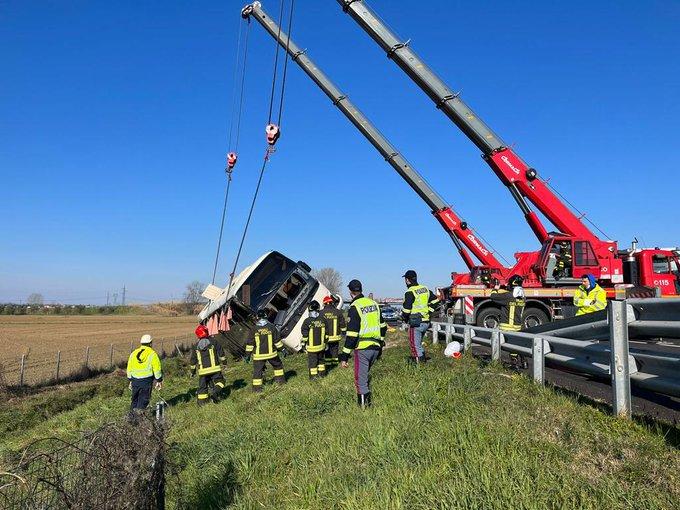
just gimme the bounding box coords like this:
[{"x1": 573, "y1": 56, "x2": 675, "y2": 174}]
[
  {"x1": 0, "y1": 417, "x2": 167, "y2": 509},
  {"x1": 0, "y1": 334, "x2": 195, "y2": 388}
]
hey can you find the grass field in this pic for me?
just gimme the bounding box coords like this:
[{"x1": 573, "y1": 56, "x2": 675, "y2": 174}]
[
  {"x1": 0, "y1": 315, "x2": 197, "y2": 359},
  {"x1": 1, "y1": 332, "x2": 678, "y2": 509}
]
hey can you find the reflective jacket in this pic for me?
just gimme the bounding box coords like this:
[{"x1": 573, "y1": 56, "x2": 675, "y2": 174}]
[
  {"x1": 402, "y1": 284, "x2": 439, "y2": 322},
  {"x1": 301, "y1": 314, "x2": 327, "y2": 353},
  {"x1": 189, "y1": 338, "x2": 226, "y2": 376},
  {"x1": 127, "y1": 346, "x2": 162, "y2": 381},
  {"x1": 322, "y1": 305, "x2": 346, "y2": 342},
  {"x1": 490, "y1": 289, "x2": 526, "y2": 332},
  {"x1": 246, "y1": 320, "x2": 284, "y2": 361},
  {"x1": 574, "y1": 284, "x2": 607, "y2": 315},
  {"x1": 340, "y1": 295, "x2": 387, "y2": 362}
]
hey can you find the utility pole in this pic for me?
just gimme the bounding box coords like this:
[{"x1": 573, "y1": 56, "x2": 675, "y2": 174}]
[
  {"x1": 122, "y1": 285, "x2": 126, "y2": 306},
  {"x1": 106, "y1": 292, "x2": 110, "y2": 306}
]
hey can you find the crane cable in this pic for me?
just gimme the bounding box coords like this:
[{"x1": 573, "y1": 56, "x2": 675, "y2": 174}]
[
  {"x1": 226, "y1": 0, "x2": 295, "y2": 295},
  {"x1": 211, "y1": 19, "x2": 252, "y2": 285}
]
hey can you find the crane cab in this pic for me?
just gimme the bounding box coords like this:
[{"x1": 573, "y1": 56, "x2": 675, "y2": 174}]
[
  {"x1": 536, "y1": 237, "x2": 602, "y2": 286},
  {"x1": 621, "y1": 246, "x2": 680, "y2": 296}
]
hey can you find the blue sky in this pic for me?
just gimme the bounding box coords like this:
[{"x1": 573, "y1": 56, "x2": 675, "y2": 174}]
[{"x1": 1, "y1": 0, "x2": 679, "y2": 304}]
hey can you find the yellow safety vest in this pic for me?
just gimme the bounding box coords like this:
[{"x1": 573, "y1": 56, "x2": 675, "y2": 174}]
[
  {"x1": 404, "y1": 284, "x2": 432, "y2": 321},
  {"x1": 349, "y1": 297, "x2": 383, "y2": 349},
  {"x1": 574, "y1": 284, "x2": 607, "y2": 315},
  {"x1": 127, "y1": 346, "x2": 162, "y2": 380}
]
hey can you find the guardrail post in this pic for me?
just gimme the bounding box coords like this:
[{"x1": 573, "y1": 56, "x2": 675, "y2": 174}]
[
  {"x1": 444, "y1": 323, "x2": 452, "y2": 345},
  {"x1": 19, "y1": 354, "x2": 26, "y2": 387},
  {"x1": 463, "y1": 326, "x2": 472, "y2": 353},
  {"x1": 491, "y1": 331, "x2": 500, "y2": 361},
  {"x1": 431, "y1": 323, "x2": 440, "y2": 345},
  {"x1": 56, "y1": 351, "x2": 61, "y2": 383},
  {"x1": 532, "y1": 337, "x2": 545, "y2": 385},
  {"x1": 609, "y1": 300, "x2": 632, "y2": 419}
]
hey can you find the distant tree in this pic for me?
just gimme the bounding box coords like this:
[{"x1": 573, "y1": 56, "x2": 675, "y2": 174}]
[
  {"x1": 27, "y1": 293, "x2": 43, "y2": 305},
  {"x1": 312, "y1": 267, "x2": 342, "y2": 295},
  {"x1": 183, "y1": 281, "x2": 207, "y2": 312}
]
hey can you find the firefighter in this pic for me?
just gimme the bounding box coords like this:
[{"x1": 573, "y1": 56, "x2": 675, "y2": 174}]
[
  {"x1": 245, "y1": 309, "x2": 286, "y2": 392},
  {"x1": 301, "y1": 300, "x2": 327, "y2": 379},
  {"x1": 189, "y1": 324, "x2": 227, "y2": 405},
  {"x1": 490, "y1": 275, "x2": 527, "y2": 368},
  {"x1": 322, "y1": 295, "x2": 346, "y2": 365},
  {"x1": 574, "y1": 274, "x2": 607, "y2": 315},
  {"x1": 126, "y1": 334, "x2": 162, "y2": 416},
  {"x1": 401, "y1": 269, "x2": 439, "y2": 364},
  {"x1": 340, "y1": 279, "x2": 387, "y2": 408},
  {"x1": 553, "y1": 241, "x2": 573, "y2": 280}
]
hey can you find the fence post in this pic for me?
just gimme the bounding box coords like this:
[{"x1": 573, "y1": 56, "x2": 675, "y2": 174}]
[
  {"x1": 56, "y1": 351, "x2": 61, "y2": 383},
  {"x1": 84, "y1": 346, "x2": 90, "y2": 368},
  {"x1": 532, "y1": 337, "x2": 545, "y2": 385},
  {"x1": 491, "y1": 331, "x2": 500, "y2": 361},
  {"x1": 109, "y1": 344, "x2": 114, "y2": 369},
  {"x1": 19, "y1": 354, "x2": 26, "y2": 387},
  {"x1": 463, "y1": 326, "x2": 472, "y2": 353},
  {"x1": 609, "y1": 300, "x2": 632, "y2": 419},
  {"x1": 431, "y1": 323, "x2": 439, "y2": 345},
  {"x1": 175, "y1": 344, "x2": 181, "y2": 357}
]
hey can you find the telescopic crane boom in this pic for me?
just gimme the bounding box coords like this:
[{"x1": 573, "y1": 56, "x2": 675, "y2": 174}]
[
  {"x1": 241, "y1": 1, "x2": 504, "y2": 272},
  {"x1": 336, "y1": 0, "x2": 624, "y2": 282}
]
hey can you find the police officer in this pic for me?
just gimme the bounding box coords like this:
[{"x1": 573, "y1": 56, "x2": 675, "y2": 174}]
[
  {"x1": 126, "y1": 334, "x2": 163, "y2": 416},
  {"x1": 322, "y1": 295, "x2": 346, "y2": 365},
  {"x1": 340, "y1": 279, "x2": 387, "y2": 408},
  {"x1": 245, "y1": 309, "x2": 286, "y2": 392},
  {"x1": 189, "y1": 324, "x2": 227, "y2": 405},
  {"x1": 301, "y1": 300, "x2": 327, "y2": 379},
  {"x1": 490, "y1": 275, "x2": 527, "y2": 367},
  {"x1": 401, "y1": 270, "x2": 439, "y2": 364}
]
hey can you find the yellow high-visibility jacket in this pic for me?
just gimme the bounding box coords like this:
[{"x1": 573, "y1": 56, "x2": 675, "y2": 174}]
[
  {"x1": 573, "y1": 284, "x2": 607, "y2": 315},
  {"x1": 127, "y1": 346, "x2": 162, "y2": 380}
]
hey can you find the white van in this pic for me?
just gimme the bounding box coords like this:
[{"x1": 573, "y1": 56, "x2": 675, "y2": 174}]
[{"x1": 198, "y1": 251, "x2": 336, "y2": 355}]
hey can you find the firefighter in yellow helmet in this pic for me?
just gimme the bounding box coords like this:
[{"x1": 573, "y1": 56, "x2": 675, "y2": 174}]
[
  {"x1": 245, "y1": 309, "x2": 286, "y2": 392},
  {"x1": 126, "y1": 334, "x2": 162, "y2": 417},
  {"x1": 301, "y1": 300, "x2": 327, "y2": 379},
  {"x1": 189, "y1": 324, "x2": 227, "y2": 405},
  {"x1": 574, "y1": 274, "x2": 607, "y2": 315}
]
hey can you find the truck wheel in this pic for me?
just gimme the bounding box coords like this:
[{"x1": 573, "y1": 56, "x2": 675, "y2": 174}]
[
  {"x1": 476, "y1": 307, "x2": 501, "y2": 329},
  {"x1": 523, "y1": 307, "x2": 549, "y2": 328}
]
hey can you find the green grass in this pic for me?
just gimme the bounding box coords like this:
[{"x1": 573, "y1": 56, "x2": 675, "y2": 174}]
[{"x1": 1, "y1": 333, "x2": 678, "y2": 509}]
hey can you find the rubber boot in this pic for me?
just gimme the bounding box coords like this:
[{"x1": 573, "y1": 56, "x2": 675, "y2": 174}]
[
  {"x1": 276, "y1": 376, "x2": 286, "y2": 385},
  {"x1": 357, "y1": 392, "x2": 372, "y2": 409},
  {"x1": 252, "y1": 385, "x2": 263, "y2": 393},
  {"x1": 418, "y1": 355, "x2": 428, "y2": 364}
]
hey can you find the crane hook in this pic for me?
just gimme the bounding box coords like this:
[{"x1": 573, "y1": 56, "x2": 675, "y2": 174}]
[
  {"x1": 227, "y1": 152, "x2": 238, "y2": 170},
  {"x1": 266, "y1": 124, "x2": 280, "y2": 145}
]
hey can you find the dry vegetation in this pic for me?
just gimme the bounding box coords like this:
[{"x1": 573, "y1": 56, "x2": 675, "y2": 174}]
[{"x1": 0, "y1": 315, "x2": 197, "y2": 359}]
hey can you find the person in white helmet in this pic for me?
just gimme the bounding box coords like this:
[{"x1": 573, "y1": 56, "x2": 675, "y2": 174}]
[{"x1": 126, "y1": 334, "x2": 163, "y2": 416}]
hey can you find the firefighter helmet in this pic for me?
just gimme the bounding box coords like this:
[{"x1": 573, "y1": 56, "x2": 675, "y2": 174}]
[
  {"x1": 308, "y1": 300, "x2": 321, "y2": 311},
  {"x1": 507, "y1": 275, "x2": 524, "y2": 288},
  {"x1": 194, "y1": 325, "x2": 209, "y2": 339},
  {"x1": 256, "y1": 309, "x2": 269, "y2": 320},
  {"x1": 323, "y1": 295, "x2": 334, "y2": 305}
]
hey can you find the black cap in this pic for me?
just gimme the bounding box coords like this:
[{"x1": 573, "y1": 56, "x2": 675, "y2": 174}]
[
  {"x1": 402, "y1": 270, "x2": 417, "y2": 279},
  {"x1": 347, "y1": 279, "x2": 362, "y2": 292},
  {"x1": 308, "y1": 300, "x2": 320, "y2": 311}
]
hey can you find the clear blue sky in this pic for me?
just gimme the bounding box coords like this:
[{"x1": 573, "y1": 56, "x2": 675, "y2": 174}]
[{"x1": 1, "y1": 0, "x2": 679, "y2": 304}]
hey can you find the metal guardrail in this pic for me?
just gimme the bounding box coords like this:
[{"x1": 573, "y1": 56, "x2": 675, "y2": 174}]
[{"x1": 431, "y1": 300, "x2": 680, "y2": 418}]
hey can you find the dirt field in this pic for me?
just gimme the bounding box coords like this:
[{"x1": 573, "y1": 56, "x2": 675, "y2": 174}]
[{"x1": 0, "y1": 315, "x2": 197, "y2": 358}]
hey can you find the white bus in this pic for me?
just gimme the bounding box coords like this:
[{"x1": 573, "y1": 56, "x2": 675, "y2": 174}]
[{"x1": 198, "y1": 251, "x2": 336, "y2": 356}]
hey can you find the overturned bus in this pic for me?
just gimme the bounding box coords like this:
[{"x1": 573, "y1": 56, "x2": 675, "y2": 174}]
[{"x1": 198, "y1": 251, "x2": 335, "y2": 357}]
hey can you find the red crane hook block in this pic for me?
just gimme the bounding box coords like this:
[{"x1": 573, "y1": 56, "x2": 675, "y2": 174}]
[
  {"x1": 227, "y1": 152, "x2": 238, "y2": 169},
  {"x1": 266, "y1": 124, "x2": 280, "y2": 145}
]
